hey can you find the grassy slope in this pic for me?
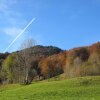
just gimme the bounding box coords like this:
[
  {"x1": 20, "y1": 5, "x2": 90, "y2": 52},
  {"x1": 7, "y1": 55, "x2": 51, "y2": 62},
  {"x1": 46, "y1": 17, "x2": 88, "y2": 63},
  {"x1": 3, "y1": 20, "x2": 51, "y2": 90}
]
[{"x1": 0, "y1": 76, "x2": 100, "y2": 100}]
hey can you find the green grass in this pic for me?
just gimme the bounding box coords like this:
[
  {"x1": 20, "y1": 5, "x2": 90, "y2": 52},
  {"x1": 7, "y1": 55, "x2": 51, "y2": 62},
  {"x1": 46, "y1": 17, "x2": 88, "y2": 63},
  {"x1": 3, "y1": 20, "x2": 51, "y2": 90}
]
[{"x1": 0, "y1": 76, "x2": 100, "y2": 100}]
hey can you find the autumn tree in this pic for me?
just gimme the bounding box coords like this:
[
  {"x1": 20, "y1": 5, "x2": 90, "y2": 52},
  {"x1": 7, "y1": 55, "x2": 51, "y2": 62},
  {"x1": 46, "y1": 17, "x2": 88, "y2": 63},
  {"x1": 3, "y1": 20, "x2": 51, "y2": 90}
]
[
  {"x1": 2, "y1": 53, "x2": 17, "y2": 84},
  {"x1": 39, "y1": 52, "x2": 66, "y2": 79}
]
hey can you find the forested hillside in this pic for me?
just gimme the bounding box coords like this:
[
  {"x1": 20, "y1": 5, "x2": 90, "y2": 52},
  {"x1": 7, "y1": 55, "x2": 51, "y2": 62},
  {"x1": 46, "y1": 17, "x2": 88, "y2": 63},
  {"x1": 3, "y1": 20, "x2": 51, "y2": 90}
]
[
  {"x1": 0, "y1": 45, "x2": 63, "y2": 84},
  {"x1": 0, "y1": 42, "x2": 100, "y2": 85}
]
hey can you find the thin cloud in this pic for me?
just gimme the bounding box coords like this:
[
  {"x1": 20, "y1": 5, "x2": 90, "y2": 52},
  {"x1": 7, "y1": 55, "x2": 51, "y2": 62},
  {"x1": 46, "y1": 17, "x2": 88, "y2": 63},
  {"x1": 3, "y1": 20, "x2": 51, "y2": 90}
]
[
  {"x1": 0, "y1": 0, "x2": 26, "y2": 26},
  {"x1": 0, "y1": 0, "x2": 16, "y2": 14},
  {"x1": 3, "y1": 27, "x2": 23, "y2": 37},
  {"x1": 3, "y1": 17, "x2": 36, "y2": 53},
  {"x1": 0, "y1": 0, "x2": 27, "y2": 37},
  {"x1": 0, "y1": 0, "x2": 36, "y2": 52}
]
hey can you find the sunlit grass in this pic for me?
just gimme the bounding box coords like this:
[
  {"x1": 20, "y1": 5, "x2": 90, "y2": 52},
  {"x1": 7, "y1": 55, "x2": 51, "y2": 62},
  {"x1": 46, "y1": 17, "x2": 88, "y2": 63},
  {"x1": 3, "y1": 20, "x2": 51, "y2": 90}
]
[{"x1": 0, "y1": 76, "x2": 100, "y2": 100}]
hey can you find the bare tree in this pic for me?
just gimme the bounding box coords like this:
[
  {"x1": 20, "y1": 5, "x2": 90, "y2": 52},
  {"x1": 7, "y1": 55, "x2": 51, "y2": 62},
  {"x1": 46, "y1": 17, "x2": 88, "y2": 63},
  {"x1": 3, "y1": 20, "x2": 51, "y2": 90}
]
[{"x1": 16, "y1": 38, "x2": 36, "y2": 84}]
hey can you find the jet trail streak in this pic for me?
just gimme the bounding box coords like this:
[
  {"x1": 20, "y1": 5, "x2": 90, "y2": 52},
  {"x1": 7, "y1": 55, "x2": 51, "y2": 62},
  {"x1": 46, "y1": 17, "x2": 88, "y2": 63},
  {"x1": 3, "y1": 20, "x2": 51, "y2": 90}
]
[{"x1": 3, "y1": 17, "x2": 36, "y2": 53}]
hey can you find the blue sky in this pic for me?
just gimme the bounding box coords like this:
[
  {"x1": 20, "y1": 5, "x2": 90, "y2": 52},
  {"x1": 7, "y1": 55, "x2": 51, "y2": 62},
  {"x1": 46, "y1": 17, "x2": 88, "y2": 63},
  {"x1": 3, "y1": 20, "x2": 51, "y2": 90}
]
[{"x1": 0, "y1": 0, "x2": 100, "y2": 53}]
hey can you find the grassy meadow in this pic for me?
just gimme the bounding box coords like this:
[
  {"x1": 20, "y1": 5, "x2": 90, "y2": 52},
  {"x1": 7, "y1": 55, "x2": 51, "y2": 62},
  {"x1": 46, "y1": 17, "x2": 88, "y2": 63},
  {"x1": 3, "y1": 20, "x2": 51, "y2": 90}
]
[{"x1": 0, "y1": 76, "x2": 100, "y2": 100}]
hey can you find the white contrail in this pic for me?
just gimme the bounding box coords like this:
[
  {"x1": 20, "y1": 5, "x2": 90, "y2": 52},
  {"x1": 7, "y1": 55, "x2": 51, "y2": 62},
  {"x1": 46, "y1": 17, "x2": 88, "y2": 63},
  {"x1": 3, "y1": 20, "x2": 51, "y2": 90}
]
[{"x1": 3, "y1": 17, "x2": 36, "y2": 53}]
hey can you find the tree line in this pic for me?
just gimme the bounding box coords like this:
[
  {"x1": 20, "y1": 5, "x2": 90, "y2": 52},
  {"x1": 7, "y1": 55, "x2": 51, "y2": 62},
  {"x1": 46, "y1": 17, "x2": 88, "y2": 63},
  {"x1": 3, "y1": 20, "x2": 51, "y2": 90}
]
[{"x1": 0, "y1": 40, "x2": 100, "y2": 85}]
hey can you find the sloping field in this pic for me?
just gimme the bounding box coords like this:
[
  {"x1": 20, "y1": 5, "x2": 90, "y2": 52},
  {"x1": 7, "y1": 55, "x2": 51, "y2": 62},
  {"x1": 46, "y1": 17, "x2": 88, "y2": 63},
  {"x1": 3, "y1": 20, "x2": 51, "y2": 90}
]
[{"x1": 0, "y1": 76, "x2": 100, "y2": 100}]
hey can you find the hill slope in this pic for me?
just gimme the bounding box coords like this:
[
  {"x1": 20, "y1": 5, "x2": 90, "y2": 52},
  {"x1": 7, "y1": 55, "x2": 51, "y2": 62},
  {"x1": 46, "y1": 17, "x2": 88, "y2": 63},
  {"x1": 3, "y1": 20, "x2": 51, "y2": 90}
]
[{"x1": 0, "y1": 76, "x2": 100, "y2": 100}]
